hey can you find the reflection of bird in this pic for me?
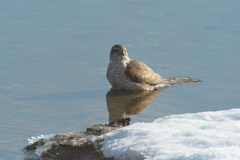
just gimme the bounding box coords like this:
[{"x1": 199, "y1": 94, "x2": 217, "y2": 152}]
[
  {"x1": 107, "y1": 44, "x2": 200, "y2": 91},
  {"x1": 106, "y1": 89, "x2": 163, "y2": 125}
]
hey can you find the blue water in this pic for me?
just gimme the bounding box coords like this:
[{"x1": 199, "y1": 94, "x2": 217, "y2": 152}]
[{"x1": 0, "y1": 1, "x2": 240, "y2": 159}]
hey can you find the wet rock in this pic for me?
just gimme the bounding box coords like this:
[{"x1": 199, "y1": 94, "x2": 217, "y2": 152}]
[{"x1": 24, "y1": 123, "x2": 125, "y2": 160}]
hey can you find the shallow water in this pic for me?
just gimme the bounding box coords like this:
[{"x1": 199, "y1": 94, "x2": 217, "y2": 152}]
[{"x1": 0, "y1": 0, "x2": 240, "y2": 159}]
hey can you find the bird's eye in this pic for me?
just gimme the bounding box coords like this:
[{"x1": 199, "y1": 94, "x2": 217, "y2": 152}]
[
  {"x1": 114, "y1": 49, "x2": 120, "y2": 53},
  {"x1": 123, "y1": 50, "x2": 126, "y2": 54}
]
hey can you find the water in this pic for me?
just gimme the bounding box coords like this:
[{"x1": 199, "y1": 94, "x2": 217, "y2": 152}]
[{"x1": 0, "y1": 0, "x2": 240, "y2": 159}]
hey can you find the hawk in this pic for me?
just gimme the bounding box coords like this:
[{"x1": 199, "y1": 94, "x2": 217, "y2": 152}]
[{"x1": 107, "y1": 44, "x2": 200, "y2": 91}]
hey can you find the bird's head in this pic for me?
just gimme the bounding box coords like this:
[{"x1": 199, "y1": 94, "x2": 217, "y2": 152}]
[{"x1": 110, "y1": 44, "x2": 130, "y2": 61}]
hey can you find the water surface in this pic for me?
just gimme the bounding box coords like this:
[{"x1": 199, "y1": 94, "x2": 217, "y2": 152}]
[{"x1": 0, "y1": 1, "x2": 240, "y2": 159}]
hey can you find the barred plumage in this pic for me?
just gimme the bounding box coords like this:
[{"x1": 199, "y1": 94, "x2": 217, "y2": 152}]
[{"x1": 107, "y1": 44, "x2": 200, "y2": 91}]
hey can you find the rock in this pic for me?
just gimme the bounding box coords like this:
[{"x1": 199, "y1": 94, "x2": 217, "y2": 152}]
[
  {"x1": 24, "y1": 89, "x2": 163, "y2": 160},
  {"x1": 24, "y1": 123, "x2": 125, "y2": 160}
]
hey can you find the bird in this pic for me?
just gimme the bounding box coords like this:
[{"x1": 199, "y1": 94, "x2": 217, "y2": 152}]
[{"x1": 106, "y1": 44, "x2": 201, "y2": 91}]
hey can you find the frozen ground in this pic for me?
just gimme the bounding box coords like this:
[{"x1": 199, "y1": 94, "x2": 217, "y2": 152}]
[{"x1": 97, "y1": 109, "x2": 240, "y2": 160}]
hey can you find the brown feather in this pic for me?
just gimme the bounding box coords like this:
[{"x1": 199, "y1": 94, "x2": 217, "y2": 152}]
[{"x1": 125, "y1": 60, "x2": 165, "y2": 85}]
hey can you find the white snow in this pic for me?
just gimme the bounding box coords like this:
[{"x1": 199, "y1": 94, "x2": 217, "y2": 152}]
[
  {"x1": 97, "y1": 109, "x2": 240, "y2": 160},
  {"x1": 27, "y1": 134, "x2": 56, "y2": 157},
  {"x1": 28, "y1": 134, "x2": 55, "y2": 144}
]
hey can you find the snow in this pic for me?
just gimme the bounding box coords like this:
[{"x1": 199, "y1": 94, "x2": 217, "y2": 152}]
[
  {"x1": 27, "y1": 134, "x2": 56, "y2": 157},
  {"x1": 97, "y1": 109, "x2": 240, "y2": 160},
  {"x1": 28, "y1": 134, "x2": 55, "y2": 144}
]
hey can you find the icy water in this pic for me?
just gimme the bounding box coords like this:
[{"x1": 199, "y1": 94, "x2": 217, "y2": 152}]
[{"x1": 0, "y1": 0, "x2": 240, "y2": 159}]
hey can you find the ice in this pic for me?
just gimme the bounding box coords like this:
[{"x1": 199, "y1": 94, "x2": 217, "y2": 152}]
[
  {"x1": 28, "y1": 134, "x2": 55, "y2": 144},
  {"x1": 27, "y1": 134, "x2": 56, "y2": 157},
  {"x1": 98, "y1": 109, "x2": 240, "y2": 160}
]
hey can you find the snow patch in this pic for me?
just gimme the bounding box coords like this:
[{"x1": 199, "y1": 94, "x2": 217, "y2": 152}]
[
  {"x1": 28, "y1": 134, "x2": 55, "y2": 144},
  {"x1": 98, "y1": 109, "x2": 240, "y2": 160}
]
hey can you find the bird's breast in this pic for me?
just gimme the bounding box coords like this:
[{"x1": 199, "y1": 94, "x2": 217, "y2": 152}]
[{"x1": 107, "y1": 61, "x2": 131, "y2": 87}]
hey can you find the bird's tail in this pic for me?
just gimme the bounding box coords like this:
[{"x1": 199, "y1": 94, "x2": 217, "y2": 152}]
[{"x1": 163, "y1": 77, "x2": 201, "y2": 85}]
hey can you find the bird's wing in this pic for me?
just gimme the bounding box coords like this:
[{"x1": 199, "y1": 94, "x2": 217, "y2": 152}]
[{"x1": 124, "y1": 60, "x2": 165, "y2": 85}]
